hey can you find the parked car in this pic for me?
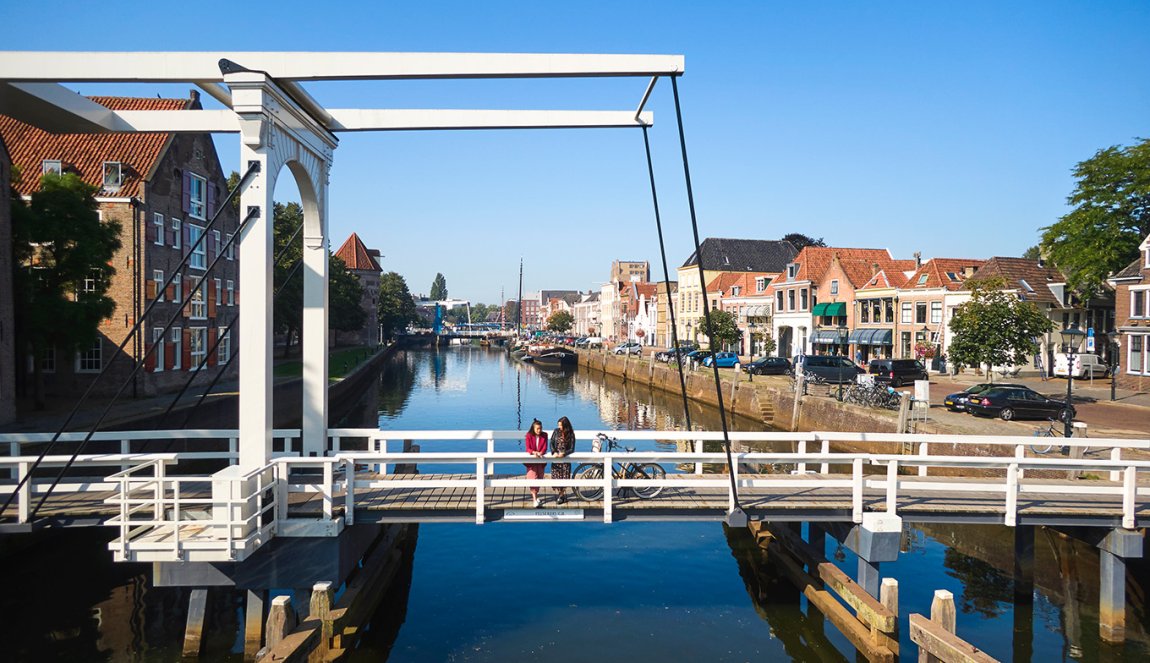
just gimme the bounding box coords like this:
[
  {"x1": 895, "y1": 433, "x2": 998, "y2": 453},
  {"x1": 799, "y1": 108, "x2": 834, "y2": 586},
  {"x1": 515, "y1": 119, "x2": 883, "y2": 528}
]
[
  {"x1": 965, "y1": 386, "x2": 1075, "y2": 422},
  {"x1": 702, "y1": 351, "x2": 740, "y2": 368},
  {"x1": 745, "y1": 356, "x2": 792, "y2": 375},
  {"x1": 943, "y1": 382, "x2": 1023, "y2": 412},
  {"x1": 684, "y1": 350, "x2": 714, "y2": 365},
  {"x1": 655, "y1": 344, "x2": 697, "y2": 362},
  {"x1": 868, "y1": 359, "x2": 929, "y2": 387},
  {"x1": 1053, "y1": 353, "x2": 1110, "y2": 379},
  {"x1": 580, "y1": 337, "x2": 603, "y2": 348},
  {"x1": 614, "y1": 341, "x2": 643, "y2": 355},
  {"x1": 795, "y1": 355, "x2": 863, "y2": 384}
]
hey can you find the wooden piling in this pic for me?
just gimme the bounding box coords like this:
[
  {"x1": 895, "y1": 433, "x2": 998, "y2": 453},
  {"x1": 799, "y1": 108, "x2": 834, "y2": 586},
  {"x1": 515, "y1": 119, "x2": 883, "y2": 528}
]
[
  {"x1": 264, "y1": 595, "x2": 296, "y2": 653},
  {"x1": 309, "y1": 580, "x2": 335, "y2": 658},
  {"x1": 790, "y1": 372, "x2": 805, "y2": 432},
  {"x1": 181, "y1": 588, "x2": 208, "y2": 660},
  {"x1": 244, "y1": 589, "x2": 265, "y2": 661},
  {"x1": 909, "y1": 589, "x2": 999, "y2": 663}
]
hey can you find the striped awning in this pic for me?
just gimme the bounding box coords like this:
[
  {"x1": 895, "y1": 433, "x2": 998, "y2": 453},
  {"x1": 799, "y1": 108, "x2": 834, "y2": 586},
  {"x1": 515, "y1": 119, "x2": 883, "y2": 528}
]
[
  {"x1": 848, "y1": 329, "x2": 894, "y2": 345},
  {"x1": 746, "y1": 305, "x2": 770, "y2": 318},
  {"x1": 811, "y1": 330, "x2": 846, "y2": 344}
]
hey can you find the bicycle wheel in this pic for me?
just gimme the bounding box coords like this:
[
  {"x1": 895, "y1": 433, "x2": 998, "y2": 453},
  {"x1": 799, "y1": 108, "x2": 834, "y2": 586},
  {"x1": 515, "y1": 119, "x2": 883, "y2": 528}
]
[
  {"x1": 573, "y1": 464, "x2": 604, "y2": 501},
  {"x1": 632, "y1": 463, "x2": 666, "y2": 499},
  {"x1": 1030, "y1": 433, "x2": 1054, "y2": 454}
]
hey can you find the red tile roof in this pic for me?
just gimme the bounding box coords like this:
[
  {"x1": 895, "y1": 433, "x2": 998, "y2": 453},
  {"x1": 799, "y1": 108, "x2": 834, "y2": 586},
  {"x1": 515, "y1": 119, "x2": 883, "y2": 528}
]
[
  {"x1": 709, "y1": 271, "x2": 774, "y2": 297},
  {"x1": 790, "y1": 247, "x2": 894, "y2": 284},
  {"x1": 334, "y1": 233, "x2": 382, "y2": 272},
  {"x1": 0, "y1": 95, "x2": 193, "y2": 199},
  {"x1": 967, "y1": 257, "x2": 1066, "y2": 305},
  {"x1": 904, "y1": 258, "x2": 986, "y2": 291}
]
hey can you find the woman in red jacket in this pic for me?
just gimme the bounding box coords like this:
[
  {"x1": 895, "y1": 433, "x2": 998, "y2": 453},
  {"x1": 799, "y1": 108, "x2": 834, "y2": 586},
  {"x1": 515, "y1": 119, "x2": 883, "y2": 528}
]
[{"x1": 524, "y1": 419, "x2": 548, "y2": 507}]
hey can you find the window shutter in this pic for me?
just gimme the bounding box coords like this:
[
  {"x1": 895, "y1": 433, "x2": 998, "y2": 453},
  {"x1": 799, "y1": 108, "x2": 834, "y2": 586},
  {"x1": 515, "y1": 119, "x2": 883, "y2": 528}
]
[
  {"x1": 182, "y1": 329, "x2": 192, "y2": 370},
  {"x1": 208, "y1": 282, "x2": 217, "y2": 318},
  {"x1": 167, "y1": 339, "x2": 176, "y2": 371},
  {"x1": 207, "y1": 231, "x2": 216, "y2": 260},
  {"x1": 207, "y1": 326, "x2": 218, "y2": 367},
  {"x1": 182, "y1": 171, "x2": 192, "y2": 213},
  {"x1": 207, "y1": 184, "x2": 217, "y2": 220},
  {"x1": 166, "y1": 281, "x2": 175, "y2": 301},
  {"x1": 144, "y1": 342, "x2": 155, "y2": 372},
  {"x1": 183, "y1": 279, "x2": 192, "y2": 317},
  {"x1": 146, "y1": 280, "x2": 156, "y2": 301},
  {"x1": 146, "y1": 220, "x2": 155, "y2": 244},
  {"x1": 183, "y1": 224, "x2": 191, "y2": 253}
]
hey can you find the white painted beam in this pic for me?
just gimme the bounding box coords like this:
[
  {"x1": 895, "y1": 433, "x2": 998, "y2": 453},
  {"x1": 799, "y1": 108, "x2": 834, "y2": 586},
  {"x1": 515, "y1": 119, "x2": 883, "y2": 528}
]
[
  {"x1": 0, "y1": 52, "x2": 684, "y2": 82},
  {"x1": 194, "y1": 81, "x2": 233, "y2": 108},
  {"x1": 0, "y1": 82, "x2": 128, "y2": 133}
]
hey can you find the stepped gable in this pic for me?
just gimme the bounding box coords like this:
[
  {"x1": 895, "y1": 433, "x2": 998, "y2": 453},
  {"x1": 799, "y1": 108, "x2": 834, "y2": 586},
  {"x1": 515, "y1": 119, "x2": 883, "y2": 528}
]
[
  {"x1": 905, "y1": 258, "x2": 986, "y2": 291},
  {"x1": 967, "y1": 257, "x2": 1066, "y2": 305},
  {"x1": 0, "y1": 95, "x2": 194, "y2": 199},
  {"x1": 682, "y1": 238, "x2": 798, "y2": 272},
  {"x1": 334, "y1": 232, "x2": 382, "y2": 272}
]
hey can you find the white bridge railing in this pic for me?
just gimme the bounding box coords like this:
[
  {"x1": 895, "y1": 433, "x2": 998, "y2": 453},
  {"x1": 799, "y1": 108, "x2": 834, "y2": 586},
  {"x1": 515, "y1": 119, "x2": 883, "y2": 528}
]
[{"x1": 2, "y1": 429, "x2": 1148, "y2": 562}]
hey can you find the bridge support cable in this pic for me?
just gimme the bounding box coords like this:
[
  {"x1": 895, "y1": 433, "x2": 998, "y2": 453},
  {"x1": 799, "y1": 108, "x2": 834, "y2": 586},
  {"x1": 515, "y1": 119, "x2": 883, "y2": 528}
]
[
  {"x1": 0, "y1": 163, "x2": 261, "y2": 520},
  {"x1": 670, "y1": 75, "x2": 744, "y2": 523},
  {"x1": 641, "y1": 122, "x2": 692, "y2": 433}
]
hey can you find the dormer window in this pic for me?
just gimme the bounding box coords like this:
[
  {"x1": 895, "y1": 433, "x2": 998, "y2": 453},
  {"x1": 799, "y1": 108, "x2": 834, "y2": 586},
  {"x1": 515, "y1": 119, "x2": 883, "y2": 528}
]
[
  {"x1": 917, "y1": 274, "x2": 929, "y2": 285},
  {"x1": 786, "y1": 264, "x2": 798, "y2": 280},
  {"x1": 42, "y1": 160, "x2": 62, "y2": 176},
  {"x1": 946, "y1": 272, "x2": 960, "y2": 282},
  {"x1": 103, "y1": 161, "x2": 123, "y2": 190},
  {"x1": 731, "y1": 286, "x2": 741, "y2": 296},
  {"x1": 755, "y1": 277, "x2": 767, "y2": 292}
]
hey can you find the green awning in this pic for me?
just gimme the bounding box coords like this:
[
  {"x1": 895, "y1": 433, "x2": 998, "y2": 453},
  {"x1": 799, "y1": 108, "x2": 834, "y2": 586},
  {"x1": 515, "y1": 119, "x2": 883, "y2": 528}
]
[
  {"x1": 823, "y1": 302, "x2": 846, "y2": 316},
  {"x1": 811, "y1": 303, "x2": 829, "y2": 316},
  {"x1": 848, "y1": 328, "x2": 894, "y2": 345}
]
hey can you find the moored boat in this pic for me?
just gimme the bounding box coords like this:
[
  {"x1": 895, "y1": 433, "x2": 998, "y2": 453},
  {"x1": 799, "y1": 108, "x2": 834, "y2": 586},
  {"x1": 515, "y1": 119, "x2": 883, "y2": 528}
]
[{"x1": 531, "y1": 347, "x2": 578, "y2": 366}]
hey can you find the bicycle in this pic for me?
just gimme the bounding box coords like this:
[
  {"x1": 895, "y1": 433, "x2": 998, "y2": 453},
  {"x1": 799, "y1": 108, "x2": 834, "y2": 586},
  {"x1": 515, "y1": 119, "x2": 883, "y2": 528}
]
[
  {"x1": 572, "y1": 433, "x2": 666, "y2": 500},
  {"x1": 1031, "y1": 419, "x2": 1066, "y2": 454}
]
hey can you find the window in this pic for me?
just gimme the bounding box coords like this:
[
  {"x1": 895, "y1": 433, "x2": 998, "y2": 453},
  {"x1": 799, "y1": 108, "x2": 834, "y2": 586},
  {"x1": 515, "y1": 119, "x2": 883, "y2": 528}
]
[
  {"x1": 830, "y1": 280, "x2": 839, "y2": 296},
  {"x1": 152, "y1": 267, "x2": 164, "y2": 301},
  {"x1": 188, "y1": 224, "x2": 206, "y2": 270},
  {"x1": 40, "y1": 347, "x2": 56, "y2": 374},
  {"x1": 76, "y1": 337, "x2": 102, "y2": 373},
  {"x1": 901, "y1": 332, "x2": 912, "y2": 358},
  {"x1": 915, "y1": 302, "x2": 927, "y2": 324},
  {"x1": 218, "y1": 328, "x2": 231, "y2": 363},
  {"x1": 102, "y1": 161, "x2": 123, "y2": 190},
  {"x1": 931, "y1": 301, "x2": 942, "y2": 324},
  {"x1": 212, "y1": 230, "x2": 222, "y2": 260},
  {"x1": 171, "y1": 327, "x2": 182, "y2": 370},
  {"x1": 152, "y1": 328, "x2": 165, "y2": 372},
  {"x1": 189, "y1": 328, "x2": 207, "y2": 369},
  {"x1": 1133, "y1": 290, "x2": 1147, "y2": 318},
  {"x1": 171, "y1": 218, "x2": 182, "y2": 249},
  {"x1": 885, "y1": 299, "x2": 895, "y2": 323},
  {"x1": 756, "y1": 277, "x2": 767, "y2": 292},
  {"x1": 860, "y1": 300, "x2": 870, "y2": 323},
  {"x1": 214, "y1": 279, "x2": 222, "y2": 311},
  {"x1": 946, "y1": 272, "x2": 960, "y2": 282},
  {"x1": 225, "y1": 234, "x2": 235, "y2": 260},
  {"x1": 776, "y1": 291, "x2": 784, "y2": 311},
  {"x1": 787, "y1": 290, "x2": 795, "y2": 311},
  {"x1": 42, "y1": 159, "x2": 62, "y2": 176},
  {"x1": 188, "y1": 173, "x2": 207, "y2": 219},
  {"x1": 917, "y1": 274, "x2": 928, "y2": 285},
  {"x1": 190, "y1": 279, "x2": 207, "y2": 319},
  {"x1": 901, "y1": 302, "x2": 911, "y2": 323},
  {"x1": 1129, "y1": 335, "x2": 1144, "y2": 375},
  {"x1": 153, "y1": 213, "x2": 165, "y2": 246},
  {"x1": 81, "y1": 272, "x2": 98, "y2": 293},
  {"x1": 787, "y1": 264, "x2": 798, "y2": 280},
  {"x1": 731, "y1": 286, "x2": 741, "y2": 296}
]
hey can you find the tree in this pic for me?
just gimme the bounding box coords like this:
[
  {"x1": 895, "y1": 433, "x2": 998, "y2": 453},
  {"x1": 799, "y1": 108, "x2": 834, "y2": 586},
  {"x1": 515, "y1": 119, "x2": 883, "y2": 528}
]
[
  {"x1": 700, "y1": 309, "x2": 740, "y2": 350},
  {"x1": 378, "y1": 271, "x2": 419, "y2": 341},
  {"x1": 504, "y1": 301, "x2": 521, "y2": 328},
  {"x1": 1021, "y1": 245, "x2": 1042, "y2": 261},
  {"x1": 1040, "y1": 138, "x2": 1150, "y2": 299},
  {"x1": 11, "y1": 172, "x2": 122, "y2": 407},
  {"x1": 782, "y1": 233, "x2": 827, "y2": 252},
  {"x1": 329, "y1": 256, "x2": 366, "y2": 335},
  {"x1": 947, "y1": 277, "x2": 1054, "y2": 376},
  {"x1": 429, "y1": 273, "x2": 448, "y2": 301},
  {"x1": 547, "y1": 310, "x2": 574, "y2": 333},
  {"x1": 758, "y1": 333, "x2": 777, "y2": 356}
]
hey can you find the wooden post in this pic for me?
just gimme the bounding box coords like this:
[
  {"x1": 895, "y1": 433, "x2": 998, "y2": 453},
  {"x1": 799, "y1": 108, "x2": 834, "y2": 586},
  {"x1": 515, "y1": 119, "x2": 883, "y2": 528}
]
[
  {"x1": 880, "y1": 578, "x2": 899, "y2": 617},
  {"x1": 897, "y1": 392, "x2": 911, "y2": 434},
  {"x1": 1099, "y1": 549, "x2": 1126, "y2": 643},
  {"x1": 310, "y1": 581, "x2": 335, "y2": 657},
  {"x1": 920, "y1": 590, "x2": 956, "y2": 663},
  {"x1": 181, "y1": 588, "x2": 208, "y2": 660},
  {"x1": 790, "y1": 372, "x2": 805, "y2": 432},
  {"x1": 243, "y1": 589, "x2": 264, "y2": 661},
  {"x1": 264, "y1": 595, "x2": 296, "y2": 653},
  {"x1": 729, "y1": 371, "x2": 738, "y2": 408}
]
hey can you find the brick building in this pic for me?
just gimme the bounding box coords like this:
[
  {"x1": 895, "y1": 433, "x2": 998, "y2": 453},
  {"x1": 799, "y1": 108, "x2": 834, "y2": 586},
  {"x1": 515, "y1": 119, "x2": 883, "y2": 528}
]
[
  {"x1": 333, "y1": 233, "x2": 383, "y2": 346},
  {"x1": 0, "y1": 135, "x2": 13, "y2": 423},
  {"x1": 1, "y1": 92, "x2": 240, "y2": 399},
  {"x1": 1109, "y1": 234, "x2": 1150, "y2": 391}
]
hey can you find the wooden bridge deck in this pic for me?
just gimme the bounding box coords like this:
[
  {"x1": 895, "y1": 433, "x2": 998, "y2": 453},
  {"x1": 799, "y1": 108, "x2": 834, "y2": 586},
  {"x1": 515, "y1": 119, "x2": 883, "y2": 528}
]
[{"x1": 26, "y1": 472, "x2": 1149, "y2": 528}]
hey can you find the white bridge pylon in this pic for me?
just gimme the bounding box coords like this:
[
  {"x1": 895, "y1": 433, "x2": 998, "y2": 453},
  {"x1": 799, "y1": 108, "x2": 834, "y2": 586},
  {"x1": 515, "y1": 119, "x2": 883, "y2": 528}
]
[{"x1": 0, "y1": 51, "x2": 683, "y2": 469}]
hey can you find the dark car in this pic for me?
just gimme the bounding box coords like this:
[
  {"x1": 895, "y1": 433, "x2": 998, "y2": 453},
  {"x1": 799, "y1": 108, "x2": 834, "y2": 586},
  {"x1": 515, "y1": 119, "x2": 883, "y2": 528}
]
[
  {"x1": 868, "y1": 359, "x2": 929, "y2": 387},
  {"x1": 655, "y1": 344, "x2": 698, "y2": 363},
  {"x1": 965, "y1": 386, "x2": 1075, "y2": 422},
  {"x1": 745, "y1": 356, "x2": 792, "y2": 375},
  {"x1": 943, "y1": 382, "x2": 1023, "y2": 412},
  {"x1": 796, "y1": 355, "x2": 863, "y2": 384},
  {"x1": 684, "y1": 350, "x2": 713, "y2": 364}
]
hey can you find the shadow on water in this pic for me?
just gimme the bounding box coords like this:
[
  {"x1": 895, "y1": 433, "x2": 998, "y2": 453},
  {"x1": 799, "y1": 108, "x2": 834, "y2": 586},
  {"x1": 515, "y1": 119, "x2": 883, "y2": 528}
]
[{"x1": 344, "y1": 527, "x2": 420, "y2": 662}]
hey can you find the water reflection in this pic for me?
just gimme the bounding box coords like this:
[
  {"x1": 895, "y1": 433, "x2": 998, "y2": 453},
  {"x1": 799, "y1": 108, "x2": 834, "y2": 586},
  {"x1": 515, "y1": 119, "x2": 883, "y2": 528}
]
[{"x1": 378, "y1": 351, "x2": 418, "y2": 419}]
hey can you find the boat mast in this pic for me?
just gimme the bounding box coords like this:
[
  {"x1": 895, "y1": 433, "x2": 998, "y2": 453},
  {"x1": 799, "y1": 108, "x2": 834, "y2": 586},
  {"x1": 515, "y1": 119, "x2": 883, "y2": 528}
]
[{"x1": 516, "y1": 258, "x2": 524, "y2": 338}]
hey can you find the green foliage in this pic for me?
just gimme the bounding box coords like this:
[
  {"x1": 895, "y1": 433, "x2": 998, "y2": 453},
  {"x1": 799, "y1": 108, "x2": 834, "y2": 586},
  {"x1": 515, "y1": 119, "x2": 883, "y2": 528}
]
[
  {"x1": 504, "y1": 301, "x2": 520, "y2": 327},
  {"x1": 429, "y1": 273, "x2": 448, "y2": 301},
  {"x1": 758, "y1": 334, "x2": 777, "y2": 356},
  {"x1": 378, "y1": 271, "x2": 419, "y2": 341},
  {"x1": 547, "y1": 310, "x2": 574, "y2": 333},
  {"x1": 1021, "y1": 245, "x2": 1042, "y2": 261},
  {"x1": 782, "y1": 233, "x2": 826, "y2": 252},
  {"x1": 1040, "y1": 138, "x2": 1150, "y2": 298},
  {"x1": 329, "y1": 257, "x2": 366, "y2": 333},
  {"x1": 947, "y1": 277, "x2": 1054, "y2": 374},
  {"x1": 11, "y1": 173, "x2": 122, "y2": 405},
  {"x1": 701, "y1": 309, "x2": 740, "y2": 350}
]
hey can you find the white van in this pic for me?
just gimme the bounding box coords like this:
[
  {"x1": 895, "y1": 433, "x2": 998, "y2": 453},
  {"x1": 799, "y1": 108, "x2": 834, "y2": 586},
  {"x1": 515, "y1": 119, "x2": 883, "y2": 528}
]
[{"x1": 1053, "y1": 353, "x2": 1109, "y2": 378}]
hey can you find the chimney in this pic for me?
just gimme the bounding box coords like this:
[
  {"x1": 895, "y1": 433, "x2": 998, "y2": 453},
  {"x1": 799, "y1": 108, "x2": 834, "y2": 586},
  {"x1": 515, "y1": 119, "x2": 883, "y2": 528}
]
[
  {"x1": 871, "y1": 262, "x2": 880, "y2": 276},
  {"x1": 913, "y1": 251, "x2": 922, "y2": 268}
]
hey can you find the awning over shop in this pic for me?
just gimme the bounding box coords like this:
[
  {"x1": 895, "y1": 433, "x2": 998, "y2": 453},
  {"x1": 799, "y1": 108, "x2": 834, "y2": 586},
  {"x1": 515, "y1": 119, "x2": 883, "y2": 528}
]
[
  {"x1": 811, "y1": 330, "x2": 846, "y2": 344},
  {"x1": 746, "y1": 305, "x2": 769, "y2": 318},
  {"x1": 870, "y1": 329, "x2": 893, "y2": 345},
  {"x1": 847, "y1": 329, "x2": 868, "y2": 344},
  {"x1": 812, "y1": 302, "x2": 846, "y2": 317},
  {"x1": 811, "y1": 303, "x2": 829, "y2": 316},
  {"x1": 848, "y1": 329, "x2": 894, "y2": 345}
]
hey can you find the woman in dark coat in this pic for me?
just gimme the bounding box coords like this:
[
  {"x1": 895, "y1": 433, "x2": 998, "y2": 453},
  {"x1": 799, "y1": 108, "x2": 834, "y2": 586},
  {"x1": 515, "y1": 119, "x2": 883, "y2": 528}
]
[{"x1": 550, "y1": 416, "x2": 575, "y2": 505}]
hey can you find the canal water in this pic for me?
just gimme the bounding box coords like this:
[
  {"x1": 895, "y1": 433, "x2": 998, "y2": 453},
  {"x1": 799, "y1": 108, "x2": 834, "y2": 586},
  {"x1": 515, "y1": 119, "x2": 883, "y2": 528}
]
[{"x1": 1, "y1": 346, "x2": 1146, "y2": 661}]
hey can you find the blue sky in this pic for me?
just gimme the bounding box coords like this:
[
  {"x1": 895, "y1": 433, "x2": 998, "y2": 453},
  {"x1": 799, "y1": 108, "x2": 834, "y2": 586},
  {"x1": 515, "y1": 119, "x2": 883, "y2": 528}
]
[{"x1": 4, "y1": 1, "x2": 1148, "y2": 304}]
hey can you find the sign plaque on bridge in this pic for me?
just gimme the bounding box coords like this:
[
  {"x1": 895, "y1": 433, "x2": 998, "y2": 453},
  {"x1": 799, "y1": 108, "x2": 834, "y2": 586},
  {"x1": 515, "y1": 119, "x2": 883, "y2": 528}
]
[{"x1": 504, "y1": 508, "x2": 586, "y2": 521}]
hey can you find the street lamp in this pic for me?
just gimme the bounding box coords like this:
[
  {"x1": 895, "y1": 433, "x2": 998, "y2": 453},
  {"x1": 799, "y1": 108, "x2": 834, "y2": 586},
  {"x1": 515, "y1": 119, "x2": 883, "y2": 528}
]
[
  {"x1": 837, "y1": 324, "x2": 849, "y2": 401},
  {"x1": 1060, "y1": 325, "x2": 1086, "y2": 438}
]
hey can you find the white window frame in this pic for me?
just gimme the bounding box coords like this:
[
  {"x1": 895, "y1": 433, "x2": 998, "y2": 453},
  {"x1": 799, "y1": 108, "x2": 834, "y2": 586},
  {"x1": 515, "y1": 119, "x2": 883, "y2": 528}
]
[
  {"x1": 218, "y1": 328, "x2": 231, "y2": 364},
  {"x1": 190, "y1": 278, "x2": 207, "y2": 319},
  {"x1": 42, "y1": 159, "x2": 62, "y2": 176},
  {"x1": 212, "y1": 230, "x2": 222, "y2": 260},
  {"x1": 171, "y1": 327, "x2": 183, "y2": 370},
  {"x1": 226, "y1": 233, "x2": 235, "y2": 260},
  {"x1": 188, "y1": 173, "x2": 207, "y2": 220},
  {"x1": 901, "y1": 302, "x2": 912, "y2": 323},
  {"x1": 1127, "y1": 334, "x2": 1145, "y2": 375},
  {"x1": 1132, "y1": 288, "x2": 1148, "y2": 319},
  {"x1": 153, "y1": 213, "x2": 165, "y2": 246},
  {"x1": 75, "y1": 337, "x2": 102, "y2": 373},
  {"x1": 153, "y1": 327, "x2": 165, "y2": 372},
  {"x1": 40, "y1": 347, "x2": 56, "y2": 374},
  {"x1": 172, "y1": 218, "x2": 182, "y2": 250},
  {"x1": 188, "y1": 224, "x2": 206, "y2": 270},
  {"x1": 172, "y1": 272, "x2": 182, "y2": 304},
  {"x1": 153, "y1": 270, "x2": 164, "y2": 302},
  {"x1": 930, "y1": 301, "x2": 942, "y2": 324},
  {"x1": 800, "y1": 289, "x2": 808, "y2": 311},
  {"x1": 102, "y1": 161, "x2": 123, "y2": 190},
  {"x1": 214, "y1": 278, "x2": 222, "y2": 312},
  {"x1": 227, "y1": 280, "x2": 235, "y2": 306},
  {"x1": 189, "y1": 327, "x2": 207, "y2": 369},
  {"x1": 830, "y1": 280, "x2": 839, "y2": 296}
]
